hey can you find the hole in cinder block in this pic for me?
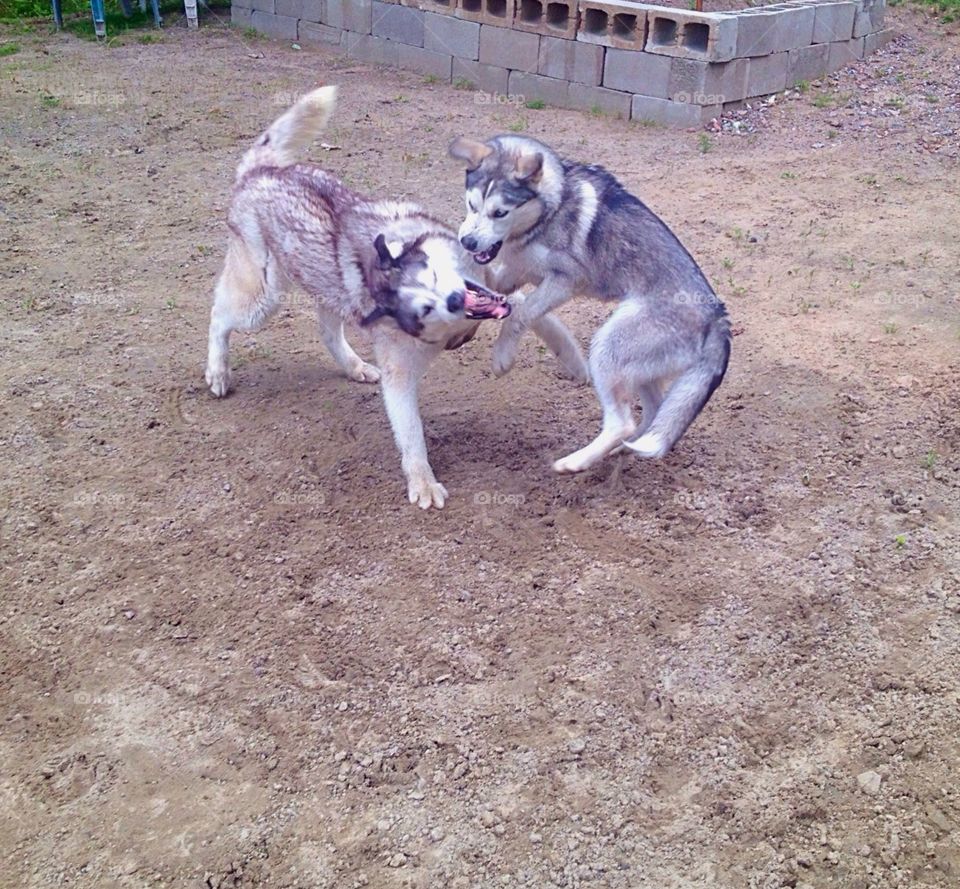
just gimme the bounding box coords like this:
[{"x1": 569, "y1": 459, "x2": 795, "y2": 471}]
[
  {"x1": 583, "y1": 8, "x2": 608, "y2": 34},
  {"x1": 612, "y1": 13, "x2": 638, "y2": 41},
  {"x1": 651, "y1": 17, "x2": 678, "y2": 47},
  {"x1": 432, "y1": 0, "x2": 451, "y2": 6},
  {"x1": 487, "y1": 0, "x2": 508, "y2": 17},
  {"x1": 519, "y1": 0, "x2": 542, "y2": 22},
  {"x1": 682, "y1": 22, "x2": 710, "y2": 53},
  {"x1": 546, "y1": 2, "x2": 569, "y2": 29},
  {"x1": 462, "y1": 0, "x2": 481, "y2": 11}
]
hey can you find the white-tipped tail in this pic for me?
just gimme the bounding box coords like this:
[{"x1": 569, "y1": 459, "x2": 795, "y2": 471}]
[{"x1": 236, "y1": 85, "x2": 338, "y2": 180}]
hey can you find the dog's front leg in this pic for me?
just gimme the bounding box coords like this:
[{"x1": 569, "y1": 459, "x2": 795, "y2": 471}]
[
  {"x1": 373, "y1": 332, "x2": 447, "y2": 510},
  {"x1": 492, "y1": 276, "x2": 575, "y2": 378}
]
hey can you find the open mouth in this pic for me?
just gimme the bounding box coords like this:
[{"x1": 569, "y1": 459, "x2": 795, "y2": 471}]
[
  {"x1": 464, "y1": 280, "x2": 511, "y2": 321},
  {"x1": 471, "y1": 241, "x2": 503, "y2": 265}
]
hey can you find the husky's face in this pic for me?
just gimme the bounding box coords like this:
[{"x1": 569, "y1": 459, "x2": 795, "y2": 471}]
[
  {"x1": 362, "y1": 234, "x2": 510, "y2": 339},
  {"x1": 449, "y1": 138, "x2": 544, "y2": 266}
]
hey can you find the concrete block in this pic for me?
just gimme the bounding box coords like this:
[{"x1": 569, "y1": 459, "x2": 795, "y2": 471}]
[
  {"x1": 514, "y1": 0, "x2": 578, "y2": 39},
  {"x1": 576, "y1": 0, "x2": 646, "y2": 49},
  {"x1": 457, "y1": 0, "x2": 515, "y2": 27},
  {"x1": 343, "y1": 30, "x2": 402, "y2": 64},
  {"x1": 853, "y1": 0, "x2": 885, "y2": 37},
  {"x1": 603, "y1": 46, "x2": 671, "y2": 98},
  {"x1": 567, "y1": 81, "x2": 631, "y2": 116},
  {"x1": 509, "y1": 69, "x2": 571, "y2": 106},
  {"x1": 250, "y1": 0, "x2": 275, "y2": 13},
  {"x1": 863, "y1": 26, "x2": 894, "y2": 55},
  {"x1": 668, "y1": 56, "x2": 748, "y2": 104},
  {"x1": 299, "y1": 20, "x2": 344, "y2": 43},
  {"x1": 276, "y1": 0, "x2": 323, "y2": 20},
  {"x1": 735, "y1": 5, "x2": 814, "y2": 56},
  {"x1": 479, "y1": 23, "x2": 540, "y2": 71},
  {"x1": 745, "y1": 50, "x2": 789, "y2": 97},
  {"x1": 631, "y1": 93, "x2": 719, "y2": 126},
  {"x1": 326, "y1": 0, "x2": 373, "y2": 33},
  {"x1": 372, "y1": 2, "x2": 426, "y2": 45},
  {"x1": 424, "y1": 11, "x2": 480, "y2": 58},
  {"x1": 422, "y1": 0, "x2": 458, "y2": 14},
  {"x1": 538, "y1": 34, "x2": 604, "y2": 84},
  {"x1": 786, "y1": 41, "x2": 829, "y2": 84},
  {"x1": 251, "y1": 10, "x2": 299, "y2": 38},
  {"x1": 233, "y1": 0, "x2": 253, "y2": 9},
  {"x1": 812, "y1": 1, "x2": 856, "y2": 43},
  {"x1": 399, "y1": 43, "x2": 454, "y2": 77},
  {"x1": 231, "y1": 5, "x2": 253, "y2": 25},
  {"x1": 452, "y1": 57, "x2": 510, "y2": 93},
  {"x1": 786, "y1": 42, "x2": 829, "y2": 84},
  {"x1": 643, "y1": 6, "x2": 738, "y2": 63},
  {"x1": 826, "y1": 35, "x2": 864, "y2": 70}
]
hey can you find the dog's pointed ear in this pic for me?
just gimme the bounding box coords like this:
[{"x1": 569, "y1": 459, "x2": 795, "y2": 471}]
[
  {"x1": 514, "y1": 151, "x2": 543, "y2": 184},
  {"x1": 374, "y1": 233, "x2": 405, "y2": 269},
  {"x1": 449, "y1": 137, "x2": 493, "y2": 171}
]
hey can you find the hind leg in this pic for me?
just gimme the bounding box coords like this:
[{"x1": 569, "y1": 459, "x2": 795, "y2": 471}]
[
  {"x1": 205, "y1": 240, "x2": 280, "y2": 397},
  {"x1": 553, "y1": 314, "x2": 638, "y2": 474},
  {"x1": 315, "y1": 304, "x2": 380, "y2": 384}
]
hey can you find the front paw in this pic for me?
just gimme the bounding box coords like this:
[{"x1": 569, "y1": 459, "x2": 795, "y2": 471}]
[
  {"x1": 407, "y1": 470, "x2": 448, "y2": 510},
  {"x1": 347, "y1": 360, "x2": 381, "y2": 384},
  {"x1": 558, "y1": 351, "x2": 590, "y2": 385},
  {"x1": 205, "y1": 364, "x2": 231, "y2": 398}
]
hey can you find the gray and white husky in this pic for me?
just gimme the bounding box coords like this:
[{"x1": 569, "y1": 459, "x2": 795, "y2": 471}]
[
  {"x1": 205, "y1": 88, "x2": 581, "y2": 508},
  {"x1": 449, "y1": 134, "x2": 731, "y2": 474}
]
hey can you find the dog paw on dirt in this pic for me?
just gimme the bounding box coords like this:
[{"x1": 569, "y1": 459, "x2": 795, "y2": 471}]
[
  {"x1": 407, "y1": 473, "x2": 448, "y2": 510},
  {"x1": 347, "y1": 361, "x2": 381, "y2": 384}
]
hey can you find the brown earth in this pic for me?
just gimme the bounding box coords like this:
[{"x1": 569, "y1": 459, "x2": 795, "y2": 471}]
[{"x1": 1, "y1": 7, "x2": 958, "y2": 889}]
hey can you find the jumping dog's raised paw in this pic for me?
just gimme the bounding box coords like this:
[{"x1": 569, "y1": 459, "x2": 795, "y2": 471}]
[{"x1": 491, "y1": 334, "x2": 519, "y2": 378}]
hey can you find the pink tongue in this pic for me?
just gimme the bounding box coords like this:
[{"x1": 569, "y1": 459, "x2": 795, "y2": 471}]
[{"x1": 464, "y1": 288, "x2": 511, "y2": 320}]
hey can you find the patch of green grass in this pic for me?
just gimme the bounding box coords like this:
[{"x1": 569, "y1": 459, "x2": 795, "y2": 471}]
[
  {"x1": 697, "y1": 133, "x2": 712, "y2": 154},
  {"x1": 781, "y1": 170, "x2": 797, "y2": 180},
  {"x1": 453, "y1": 78, "x2": 474, "y2": 90},
  {"x1": 423, "y1": 74, "x2": 441, "y2": 85},
  {"x1": 894, "y1": 534, "x2": 906, "y2": 549},
  {"x1": 524, "y1": 98, "x2": 546, "y2": 110},
  {"x1": 589, "y1": 104, "x2": 604, "y2": 117},
  {"x1": 0, "y1": 42, "x2": 20, "y2": 56},
  {"x1": 507, "y1": 117, "x2": 527, "y2": 132},
  {"x1": 922, "y1": 450, "x2": 939, "y2": 470},
  {"x1": 884, "y1": 96, "x2": 906, "y2": 110},
  {"x1": 813, "y1": 93, "x2": 836, "y2": 108},
  {"x1": 883, "y1": 321, "x2": 899, "y2": 334},
  {"x1": 138, "y1": 33, "x2": 160, "y2": 44},
  {"x1": 794, "y1": 79, "x2": 810, "y2": 93},
  {"x1": 40, "y1": 93, "x2": 60, "y2": 108},
  {"x1": 722, "y1": 258, "x2": 734, "y2": 270}
]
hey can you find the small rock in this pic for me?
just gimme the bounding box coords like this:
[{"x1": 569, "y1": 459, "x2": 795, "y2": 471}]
[
  {"x1": 429, "y1": 827, "x2": 445, "y2": 843},
  {"x1": 568, "y1": 738, "x2": 586, "y2": 755},
  {"x1": 387, "y1": 853, "x2": 406, "y2": 868},
  {"x1": 530, "y1": 832, "x2": 543, "y2": 845},
  {"x1": 480, "y1": 810, "x2": 498, "y2": 828},
  {"x1": 903, "y1": 739, "x2": 925, "y2": 759},
  {"x1": 857, "y1": 770, "x2": 882, "y2": 795}
]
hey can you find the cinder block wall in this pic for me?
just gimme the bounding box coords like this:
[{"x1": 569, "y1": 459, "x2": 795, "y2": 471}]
[{"x1": 236, "y1": 0, "x2": 894, "y2": 127}]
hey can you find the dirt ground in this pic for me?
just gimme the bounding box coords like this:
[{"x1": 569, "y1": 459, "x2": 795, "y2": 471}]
[{"x1": 2, "y1": 6, "x2": 959, "y2": 889}]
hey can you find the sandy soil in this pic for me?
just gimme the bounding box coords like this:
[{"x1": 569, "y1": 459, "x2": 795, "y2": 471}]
[{"x1": 1, "y1": 7, "x2": 959, "y2": 889}]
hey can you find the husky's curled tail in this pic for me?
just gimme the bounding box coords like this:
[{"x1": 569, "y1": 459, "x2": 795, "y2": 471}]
[{"x1": 236, "y1": 85, "x2": 338, "y2": 181}]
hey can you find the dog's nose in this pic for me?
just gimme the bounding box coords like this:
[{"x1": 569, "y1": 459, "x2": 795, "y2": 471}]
[
  {"x1": 447, "y1": 291, "x2": 465, "y2": 313},
  {"x1": 460, "y1": 235, "x2": 478, "y2": 252}
]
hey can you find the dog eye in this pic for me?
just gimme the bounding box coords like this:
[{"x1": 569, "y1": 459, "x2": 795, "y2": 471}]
[
  {"x1": 422, "y1": 305, "x2": 433, "y2": 316},
  {"x1": 492, "y1": 209, "x2": 508, "y2": 219}
]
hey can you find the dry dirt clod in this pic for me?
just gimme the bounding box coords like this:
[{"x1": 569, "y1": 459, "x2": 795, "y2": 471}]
[{"x1": 857, "y1": 770, "x2": 883, "y2": 795}]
